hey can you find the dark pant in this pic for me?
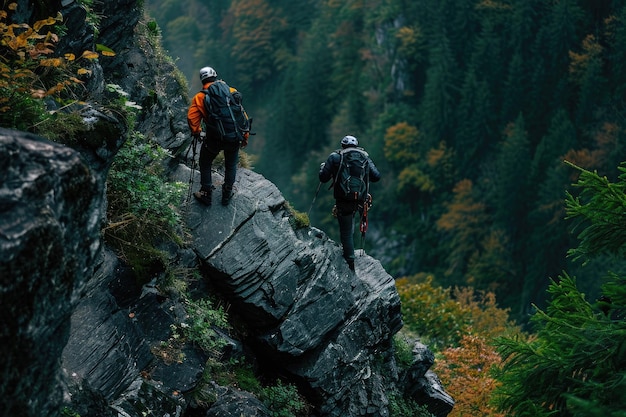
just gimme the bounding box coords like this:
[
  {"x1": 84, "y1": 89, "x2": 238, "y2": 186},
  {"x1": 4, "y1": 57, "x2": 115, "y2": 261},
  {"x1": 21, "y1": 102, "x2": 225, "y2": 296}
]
[
  {"x1": 336, "y1": 200, "x2": 361, "y2": 262},
  {"x1": 198, "y1": 138, "x2": 240, "y2": 191}
]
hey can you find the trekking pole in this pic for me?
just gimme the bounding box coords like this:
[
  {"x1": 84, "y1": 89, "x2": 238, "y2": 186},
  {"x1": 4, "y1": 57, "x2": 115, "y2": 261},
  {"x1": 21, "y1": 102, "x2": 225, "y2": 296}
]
[
  {"x1": 307, "y1": 181, "x2": 322, "y2": 218},
  {"x1": 185, "y1": 133, "x2": 202, "y2": 203}
]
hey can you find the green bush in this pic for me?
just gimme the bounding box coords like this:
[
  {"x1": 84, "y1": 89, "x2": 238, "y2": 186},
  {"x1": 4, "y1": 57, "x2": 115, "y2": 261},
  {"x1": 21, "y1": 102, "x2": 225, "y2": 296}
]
[
  {"x1": 388, "y1": 391, "x2": 435, "y2": 417},
  {"x1": 183, "y1": 298, "x2": 230, "y2": 355},
  {"x1": 104, "y1": 131, "x2": 185, "y2": 279},
  {"x1": 260, "y1": 380, "x2": 308, "y2": 417},
  {"x1": 392, "y1": 333, "x2": 415, "y2": 370}
]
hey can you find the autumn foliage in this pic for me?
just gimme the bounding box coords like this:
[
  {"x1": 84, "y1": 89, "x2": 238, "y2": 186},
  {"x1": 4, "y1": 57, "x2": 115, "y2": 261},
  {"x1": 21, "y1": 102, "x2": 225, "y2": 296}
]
[
  {"x1": 396, "y1": 275, "x2": 521, "y2": 417},
  {"x1": 434, "y1": 334, "x2": 505, "y2": 417},
  {"x1": 0, "y1": 2, "x2": 109, "y2": 130}
]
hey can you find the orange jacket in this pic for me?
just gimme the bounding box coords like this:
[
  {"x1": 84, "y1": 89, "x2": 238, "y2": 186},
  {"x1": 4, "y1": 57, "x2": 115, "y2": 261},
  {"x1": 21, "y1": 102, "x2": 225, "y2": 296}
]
[
  {"x1": 187, "y1": 81, "x2": 241, "y2": 136},
  {"x1": 187, "y1": 82, "x2": 211, "y2": 136}
]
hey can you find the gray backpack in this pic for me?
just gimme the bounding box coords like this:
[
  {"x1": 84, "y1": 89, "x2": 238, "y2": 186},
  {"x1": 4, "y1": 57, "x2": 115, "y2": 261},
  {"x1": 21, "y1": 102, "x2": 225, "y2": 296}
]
[{"x1": 335, "y1": 147, "x2": 370, "y2": 201}]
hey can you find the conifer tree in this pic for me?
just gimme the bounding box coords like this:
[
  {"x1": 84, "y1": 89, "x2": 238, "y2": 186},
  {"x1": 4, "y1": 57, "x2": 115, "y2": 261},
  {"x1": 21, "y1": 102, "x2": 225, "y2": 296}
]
[
  {"x1": 530, "y1": 109, "x2": 577, "y2": 185},
  {"x1": 607, "y1": 5, "x2": 626, "y2": 99},
  {"x1": 418, "y1": 30, "x2": 458, "y2": 148},
  {"x1": 493, "y1": 161, "x2": 626, "y2": 416},
  {"x1": 491, "y1": 114, "x2": 531, "y2": 234},
  {"x1": 454, "y1": 67, "x2": 494, "y2": 176}
]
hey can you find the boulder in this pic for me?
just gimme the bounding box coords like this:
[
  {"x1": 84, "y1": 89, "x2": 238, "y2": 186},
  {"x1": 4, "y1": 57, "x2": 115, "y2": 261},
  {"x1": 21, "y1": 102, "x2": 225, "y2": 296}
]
[
  {"x1": 173, "y1": 165, "x2": 406, "y2": 416},
  {"x1": 402, "y1": 342, "x2": 455, "y2": 417},
  {"x1": 0, "y1": 129, "x2": 105, "y2": 417}
]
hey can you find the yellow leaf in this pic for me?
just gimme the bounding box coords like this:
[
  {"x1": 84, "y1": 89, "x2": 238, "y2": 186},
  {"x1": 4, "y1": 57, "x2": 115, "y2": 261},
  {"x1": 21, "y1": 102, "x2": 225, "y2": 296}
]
[
  {"x1": 80, "y1": 50, "x2": 99, "y2": 60},
  {"x1": 8, "y1": 3, "x2": 17, "y2": 10},
  {"x1": 100, "y1": 50, "x2": 116, "y2": 57},
  {"x1": 77, "y1": 68, "x2": 92, "y2": 76},
  {"x1": 64, "y1": 53, "x2": 76, "y2": 61},
  {"x1": 69, "y1": 77, "x2": 84, "y2": 84},
  {"x1": 8, "y1": 34, "x2": 29, "y2": 50},
  {"x1": 39, "y1": 57, "x2": 64, "y2": 67},
  {"x1": 33, "y1": 17, "x2": 56, "y2": 32}
]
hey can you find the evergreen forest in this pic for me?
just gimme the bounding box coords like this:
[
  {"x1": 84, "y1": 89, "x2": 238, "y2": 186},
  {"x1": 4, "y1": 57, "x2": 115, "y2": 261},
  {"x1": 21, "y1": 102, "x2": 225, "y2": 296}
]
[{"x1": 147, "y1": 0, "x2": 626, "y2": 322}]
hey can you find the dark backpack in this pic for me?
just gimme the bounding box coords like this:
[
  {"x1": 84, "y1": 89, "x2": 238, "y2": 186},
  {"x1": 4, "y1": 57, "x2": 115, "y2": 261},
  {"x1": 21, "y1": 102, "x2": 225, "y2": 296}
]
[
  {"x1": 201, "y1": 80, "x2": 250, "y2": 142},
  {"x1": 335, "y1": 147, "x2": 370, "y2": 202}
]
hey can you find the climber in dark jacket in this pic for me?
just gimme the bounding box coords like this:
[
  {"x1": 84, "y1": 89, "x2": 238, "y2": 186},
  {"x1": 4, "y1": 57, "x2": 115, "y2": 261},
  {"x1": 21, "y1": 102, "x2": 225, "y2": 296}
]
[{"x1": 319, "y1": 135, "x2": 381, "y2": 270}]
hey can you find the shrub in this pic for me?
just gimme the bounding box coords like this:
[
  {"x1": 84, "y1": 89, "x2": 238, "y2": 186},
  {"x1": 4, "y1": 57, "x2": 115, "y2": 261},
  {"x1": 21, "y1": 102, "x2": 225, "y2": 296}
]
[
  {"x1": 260, "y1": 380, "x2": 309, "y2": 417},
  {"x1": 388, "y1": 391, "x2": 435, "y2": 417},
  {"x1": 396, "y1": 275, "x2": 519, "y2": 350},
  {"x1": 284, "y1": 202, "x2": 310, "y2": 229},
  {"x1": 434, "y1": 334, "x2": 505, "y2": 417},
  {"x1": 104, "y1": 131, "x2": 185, "y2": 279},
  {"x1": 183, "y1": 298, "x2": 230, "y2": 355},
  {"x1": 396, "y1": 275, "x2": 470, "y2": 349}
]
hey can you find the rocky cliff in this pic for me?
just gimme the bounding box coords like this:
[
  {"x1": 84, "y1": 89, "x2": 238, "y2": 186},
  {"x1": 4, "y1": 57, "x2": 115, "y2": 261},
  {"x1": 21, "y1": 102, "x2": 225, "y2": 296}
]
[{"x1": 0, "y1": 1, "x2": 454, "y2": 416}]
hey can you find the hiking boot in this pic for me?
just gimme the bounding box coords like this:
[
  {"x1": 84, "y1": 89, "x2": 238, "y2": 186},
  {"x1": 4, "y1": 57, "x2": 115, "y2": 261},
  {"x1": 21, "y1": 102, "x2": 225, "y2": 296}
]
[
  {"x1": 347, "y1": 259, "x2": 355, "y2": 271},
  {"x1": 194, "y1": 189, "x2": 212, "y2": 206},
  {"x1": 221, "y1": 185, "x2": 233, "y2": 206}
]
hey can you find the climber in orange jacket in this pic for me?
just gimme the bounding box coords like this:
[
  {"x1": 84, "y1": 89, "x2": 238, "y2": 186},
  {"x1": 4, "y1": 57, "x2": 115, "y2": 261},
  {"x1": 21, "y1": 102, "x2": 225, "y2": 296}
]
[{"x1": 187, "y1": 66, "x2": 250, "y2": 206}]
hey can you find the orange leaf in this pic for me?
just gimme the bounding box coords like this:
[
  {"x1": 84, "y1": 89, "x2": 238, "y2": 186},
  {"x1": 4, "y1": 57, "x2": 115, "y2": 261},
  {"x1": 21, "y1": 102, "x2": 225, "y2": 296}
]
[
  {"x1": 77, "y1": 68, "x2": 92, "y2": 76},
  {"x1": 46, "y1": 82, "x2": 67, "y2": 95},
  {"x1": 29, "y1": 47, "x2": 55, "y2": 59},
  {"x1": 64, "y1": 53, "x2": 76, "y2": 61},
  {"x1": 100, "y1": 50, "x2": 116, "y2": 57}
]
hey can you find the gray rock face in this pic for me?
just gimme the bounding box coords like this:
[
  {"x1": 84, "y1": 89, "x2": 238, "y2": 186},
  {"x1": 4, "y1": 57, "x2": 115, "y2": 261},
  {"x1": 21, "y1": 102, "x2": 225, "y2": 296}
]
[
  {"x1": 204, "y1": 384, "x2": 271, "y2": 417},
  {"x1": 0, "y1": 129, "x2": 105, "y2": 417},
  {"x1": 174, "y1": 166, "x2": 405, "y2": 416},
  {"x1": 96, "y1": 0, "x2": 190, "y2": 153}
]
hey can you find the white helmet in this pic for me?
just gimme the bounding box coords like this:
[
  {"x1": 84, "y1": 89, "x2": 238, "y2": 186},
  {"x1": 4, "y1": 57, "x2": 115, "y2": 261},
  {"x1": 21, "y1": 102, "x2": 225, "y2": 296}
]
[
  {"x1": 199, "y1": 66, "x2": 217, "y2": 81},
  {"x1": 341, "y1": 135, "x2": 358, "y2": 147}
]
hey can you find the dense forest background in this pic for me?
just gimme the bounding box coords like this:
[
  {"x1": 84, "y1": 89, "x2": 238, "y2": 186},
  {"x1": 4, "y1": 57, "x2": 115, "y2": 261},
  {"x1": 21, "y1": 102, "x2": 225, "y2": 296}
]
[{"x1": 145, "y1": 0, "x2": 626, "y2": 322}]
